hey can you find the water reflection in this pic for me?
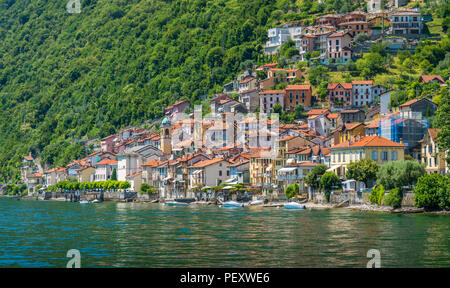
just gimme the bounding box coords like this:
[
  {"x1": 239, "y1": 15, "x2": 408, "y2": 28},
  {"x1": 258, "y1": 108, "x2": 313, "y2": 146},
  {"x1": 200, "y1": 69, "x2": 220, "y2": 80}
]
[{"x1": 0, "y1": 198, "x2": 448, "y2": 268}]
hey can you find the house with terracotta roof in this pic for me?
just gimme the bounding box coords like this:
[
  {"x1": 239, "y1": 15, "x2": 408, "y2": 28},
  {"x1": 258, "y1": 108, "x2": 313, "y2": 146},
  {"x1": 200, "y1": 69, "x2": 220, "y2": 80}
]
[
  {"x1": 365, "y1": 119, "x2": 380, "y2": 136},
  {"x1": 188, "y1": 158, "x2": 231, "y2": 189},
  {"x1": 259, "y1": 68, "x2": 303, "y2": 90},
  {"x1": 421, "y1": 129, "x2": 447, "y2": 175},
  {"x1": 352, "y1": 80, "x2": 374, "y2": 107},
  {"x1": 338, "y1": 21, "x2": 372, "y2": 37},
  {"x1": 327, "y1": 83, "x2": 353, "y2": 108},
  {"x1": 334, "y1": 122, "x2": 366, "y2": 145},
  {"x1": 340, "y1": 109, "x2": 365, "y2": 124},
  {"x1": 284, "y1": 84, "x2": 312, "y2": 110},
  {"x1": 26, "y1": 173, "x2": 43, "y2": 195},
  {"x1": 327, "y1": 113, "x2": 341, "y2": 131},
  {"x1": 329, "y1": 136, "x2": 405, "y2": 178},
  {"x1": 256, "y1": 63, "x2": 278, "y2": 72},
  {"x1": 116, "y1": 144, "x2": 165, "y2": 182},
  {"x1": 20, "y1": 154, "x2": 38, "y2": 183},
  {"x1": 94, "y1": 159, "x2": 118, "y2": 182},
  {"x1": 277, "y1": 160, "x2": 320, "y2": 193},
  {"x1": 239, "y1": 89, "x2": 260, "y2": 113},
  {"x1": 399, "y1": 98, "x2": 437, "y2": 119},
  {"x1": 126, "y1": 171, "x2": 143, "y2": 193},
  {"x1": 238, "y1": 76, "x2": 259, "y2": 93},
  {"x1": 77, "y1": 166, "x2": 95, "y2": 183},
  {"x1": 326, "y1": 32, "x2": 353, "y2": 63},
  {"x1": 418, "y1": 75, "x2": 445, "y2": 84},
  {"x1": 165, "y1": 100, "x2": 190, "y2": 120},
  {"x1": 259, "y1": 90, "x2": 285, "y2": 113},
  {"x1": 307, "y1": 112, "x2": 331, "y2": 137}
]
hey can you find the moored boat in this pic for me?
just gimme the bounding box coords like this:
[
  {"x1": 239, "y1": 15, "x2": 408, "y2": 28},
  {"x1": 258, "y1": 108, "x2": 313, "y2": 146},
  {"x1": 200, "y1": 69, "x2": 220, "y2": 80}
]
[
  {"x1": 166, "y1": 201, "x2": 189, "y2": 207},
  {"x1": 79, "y1": 200, "x2": 89, "y2": 204},
  {"x1": 284, "y1": 202, "x2": 305, "y2": 209},
  {"x1": 222, "y1": 201, "x2": 243, "y2": 208}
]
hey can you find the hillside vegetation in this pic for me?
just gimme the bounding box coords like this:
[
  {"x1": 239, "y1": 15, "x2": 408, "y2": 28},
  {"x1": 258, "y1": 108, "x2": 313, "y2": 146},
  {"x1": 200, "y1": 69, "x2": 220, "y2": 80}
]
[{"x1": 0, "y1": 0, "x2": 368, "y2": 181}]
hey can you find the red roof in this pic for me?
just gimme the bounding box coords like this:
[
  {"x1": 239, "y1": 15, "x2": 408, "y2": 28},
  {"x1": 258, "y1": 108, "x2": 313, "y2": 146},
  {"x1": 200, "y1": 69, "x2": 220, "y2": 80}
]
[
  {"x1": 96, "y1": 159, "x2": 118, "y2": 166},
  {"x1": 428, "y1": 129, "x2": 441, "y2": 142},
  {"x1": 27, "y1": 173, "x2": 43, "y2": 178},
  {"x1": 188, "y1": 158, "x2": 227, "y2": 168},
  {"x1": 306, "y1": 109, "x2": 329, "y2": 116},
  {"x1": 327, "y1": 83, "x2": 352, "y2": 90},
  {"x1": 419, "y1": 75, "x2": 444, "y2": 83},
  {"x1": 351, "y1": 80, "x2": 373, "y2": 85},
  {"x1": 285, "y1": 85, "x2": 311, "y2": 91},
  {"x1": 330, "y1": 136, "x2": 405, "y2": 149},
  {"x1": 24, "y1": 155, "x2": 33, "y2": 161},
  {"x1": 259, "y1": 90, "x2": 284, "y2": 95}
]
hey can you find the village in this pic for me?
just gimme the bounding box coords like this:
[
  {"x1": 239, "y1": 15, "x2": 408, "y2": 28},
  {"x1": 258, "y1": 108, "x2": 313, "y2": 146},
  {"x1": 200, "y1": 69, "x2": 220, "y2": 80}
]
[{"x1": 11, "y1": 3, "x2": 450, "y2": 210}]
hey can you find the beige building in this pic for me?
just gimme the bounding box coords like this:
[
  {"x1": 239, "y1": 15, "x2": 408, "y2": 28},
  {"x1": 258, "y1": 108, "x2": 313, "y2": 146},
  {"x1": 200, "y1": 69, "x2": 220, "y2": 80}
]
[
  {"x1": 187, "y1": 158, "x2": 231, "y2": 189},
  {"x1": 329, "y1": 136, "x2": 405, "y2": 178},
  {"x1": 77, "y1": 166, "x2": 95, "y2": 183},
  {"x1": 421, "y1": 129, "x2": 447, "y2": 175}
]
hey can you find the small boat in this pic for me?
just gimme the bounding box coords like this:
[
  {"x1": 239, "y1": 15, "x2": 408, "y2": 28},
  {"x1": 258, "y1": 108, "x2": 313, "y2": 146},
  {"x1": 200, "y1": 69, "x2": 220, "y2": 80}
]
[
  {"x1": 91, "y1": 199, "x2": 101, "y2": 203},
  {"x1": 166, "y1": 201, "x2": 189, "y2": 207},
  {"x1": 249, "y1": 199, "x2": 264, "y2": 206},
  {"x1": 222, "y1": 201, "x2": 243, "y2": 208},
  {"x1": 284, "y1": 202, "x2": 306, "y2": 210},
  {"x1": 79, "y1": 200, "x2": 89, "y2": 204}
]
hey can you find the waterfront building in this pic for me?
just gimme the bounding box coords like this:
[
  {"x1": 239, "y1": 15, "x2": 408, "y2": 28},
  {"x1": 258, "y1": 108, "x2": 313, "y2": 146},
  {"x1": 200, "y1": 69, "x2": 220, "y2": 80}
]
[{"x1": 329, "y1": 136, "x2": 405, "y2": 178}]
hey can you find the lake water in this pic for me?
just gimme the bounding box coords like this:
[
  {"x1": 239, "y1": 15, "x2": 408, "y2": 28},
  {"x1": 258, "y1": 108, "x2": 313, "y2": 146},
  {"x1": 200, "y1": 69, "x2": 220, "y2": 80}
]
[{"x1": 0, "y1": 198, "x2": 449, "y2": 268}]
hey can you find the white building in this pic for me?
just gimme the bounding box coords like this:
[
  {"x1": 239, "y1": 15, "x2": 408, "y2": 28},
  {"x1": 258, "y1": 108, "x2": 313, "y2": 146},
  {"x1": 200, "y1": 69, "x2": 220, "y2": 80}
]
[{"x1": 264, "y1": 26, "x2": 302, "y2": 55}]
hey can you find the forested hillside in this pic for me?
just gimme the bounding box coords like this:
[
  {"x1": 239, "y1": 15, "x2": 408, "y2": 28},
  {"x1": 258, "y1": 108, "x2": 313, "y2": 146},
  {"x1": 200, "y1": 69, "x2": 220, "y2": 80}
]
[{"x1": 0, "y1": 0, "x2": 365, "y2": 181}]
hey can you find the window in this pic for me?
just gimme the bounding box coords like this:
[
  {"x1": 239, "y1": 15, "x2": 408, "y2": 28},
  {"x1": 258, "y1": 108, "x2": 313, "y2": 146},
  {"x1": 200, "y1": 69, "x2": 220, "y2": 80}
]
[
  {"x1": 381, "y1": 151, "x2": 389, "y2": 161},
  {"x1": 219, "y1": 170, "x2": 222, "y2": 176},
  {"x1": 372, "y1": 151, "x2": 378, "y2": 161},
  {"x1": 391, "y1": 151, "x2": 397, "y2": 161}
]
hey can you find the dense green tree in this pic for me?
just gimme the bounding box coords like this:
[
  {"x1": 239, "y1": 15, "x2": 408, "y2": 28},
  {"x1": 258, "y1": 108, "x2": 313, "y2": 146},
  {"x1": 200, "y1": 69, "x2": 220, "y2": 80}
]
[
  {"x1": 307, "y1": 65, "x2": 330, "y2": 86},
  {"x1": 414, "y1": 174, "x2": 450, "y2": 210},
  {"x1": 320, "y1": 172, "x2": 341, "y2": 202},
  {"x1": 376, "y1": 160, "x2": 426, "y2": 190},
  {"x1": 305, "y1": 164, "x2": 328, "y2": 191},
  {"x1": 345, "y1": 159, "x2": 379, "y2": 187}
]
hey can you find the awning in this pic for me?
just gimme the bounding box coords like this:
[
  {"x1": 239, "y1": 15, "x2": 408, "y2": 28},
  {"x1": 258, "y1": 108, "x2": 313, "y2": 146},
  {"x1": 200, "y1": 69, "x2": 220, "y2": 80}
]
[
  {"x1": 278, "y1": 167, "x2": 296, "y2": 174},
  {"x1": 223, "y1": 177, "x2": 238, "y2": 183},
  {"x1": 222, "y1": 186, "x2": 234, "y2": 190},
  {"x1": 327, "y1": 165, "x2": 342, "y2": 172},
  {"x1": 265, "y1": 166, "x2": 272, "y2": 172},
  {"x1": 193, "y1": 170, "x2": 202, "y2": 175}
]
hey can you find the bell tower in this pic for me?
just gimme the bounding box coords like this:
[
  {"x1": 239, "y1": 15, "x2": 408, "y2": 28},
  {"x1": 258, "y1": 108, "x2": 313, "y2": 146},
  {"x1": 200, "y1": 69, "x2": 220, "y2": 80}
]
[{"x1": 161, "y1": 117, "x2": 172, "y2": 155}]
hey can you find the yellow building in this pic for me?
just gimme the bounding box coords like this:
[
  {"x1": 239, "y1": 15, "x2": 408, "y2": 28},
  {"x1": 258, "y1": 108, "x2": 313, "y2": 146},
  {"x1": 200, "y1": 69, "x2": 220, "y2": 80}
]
[
  {"x1": 334, "y1": 122, "x2": 366, "y2": 145},
  {"x1": 329, "y1": 136, "x2": 405, "y2": 178},
  {"x1": 421, "y1": 129, "x2": 447, "y2": 175},
  {"x1": 77, "y1": 166, "x2": 95, "y2": 183}
]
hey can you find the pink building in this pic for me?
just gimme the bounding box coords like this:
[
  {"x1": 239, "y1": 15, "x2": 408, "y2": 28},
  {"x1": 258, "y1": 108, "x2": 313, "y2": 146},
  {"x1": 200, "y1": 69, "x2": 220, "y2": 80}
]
[{"x1": 327, "y1": 31, "x2": 353, "y2": 63}]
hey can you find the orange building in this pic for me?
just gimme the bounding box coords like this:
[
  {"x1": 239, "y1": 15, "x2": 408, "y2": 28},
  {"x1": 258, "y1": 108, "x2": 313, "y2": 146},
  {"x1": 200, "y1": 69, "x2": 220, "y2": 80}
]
[{"x1": 284, "y1": 85, "x2": 313, "y2": 110}]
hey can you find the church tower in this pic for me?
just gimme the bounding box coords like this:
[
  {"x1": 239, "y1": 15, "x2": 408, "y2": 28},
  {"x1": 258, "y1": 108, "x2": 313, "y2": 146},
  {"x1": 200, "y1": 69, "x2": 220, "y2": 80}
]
[{"x1": 161, "y1": 117, "x2": 172, "y2": 155}]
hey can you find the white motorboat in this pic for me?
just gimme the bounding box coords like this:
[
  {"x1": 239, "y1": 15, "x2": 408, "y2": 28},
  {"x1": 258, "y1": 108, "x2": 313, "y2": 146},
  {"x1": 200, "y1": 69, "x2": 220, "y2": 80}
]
[
  {"x1": 79, "y1": 200, "x2": 89, "y2": 204},
  {"x1": 222, "y1": 201, "x2": 243, "y2": 208},
  {"x1": 284, "y1": 202, "x2": 306, "y2": 209},
  {"x1": 249, "y1": 199, "x2": 264, "y2": 206},
  {"x1": 166, "y1": 201, "x2": 189, "y2": 207}
]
